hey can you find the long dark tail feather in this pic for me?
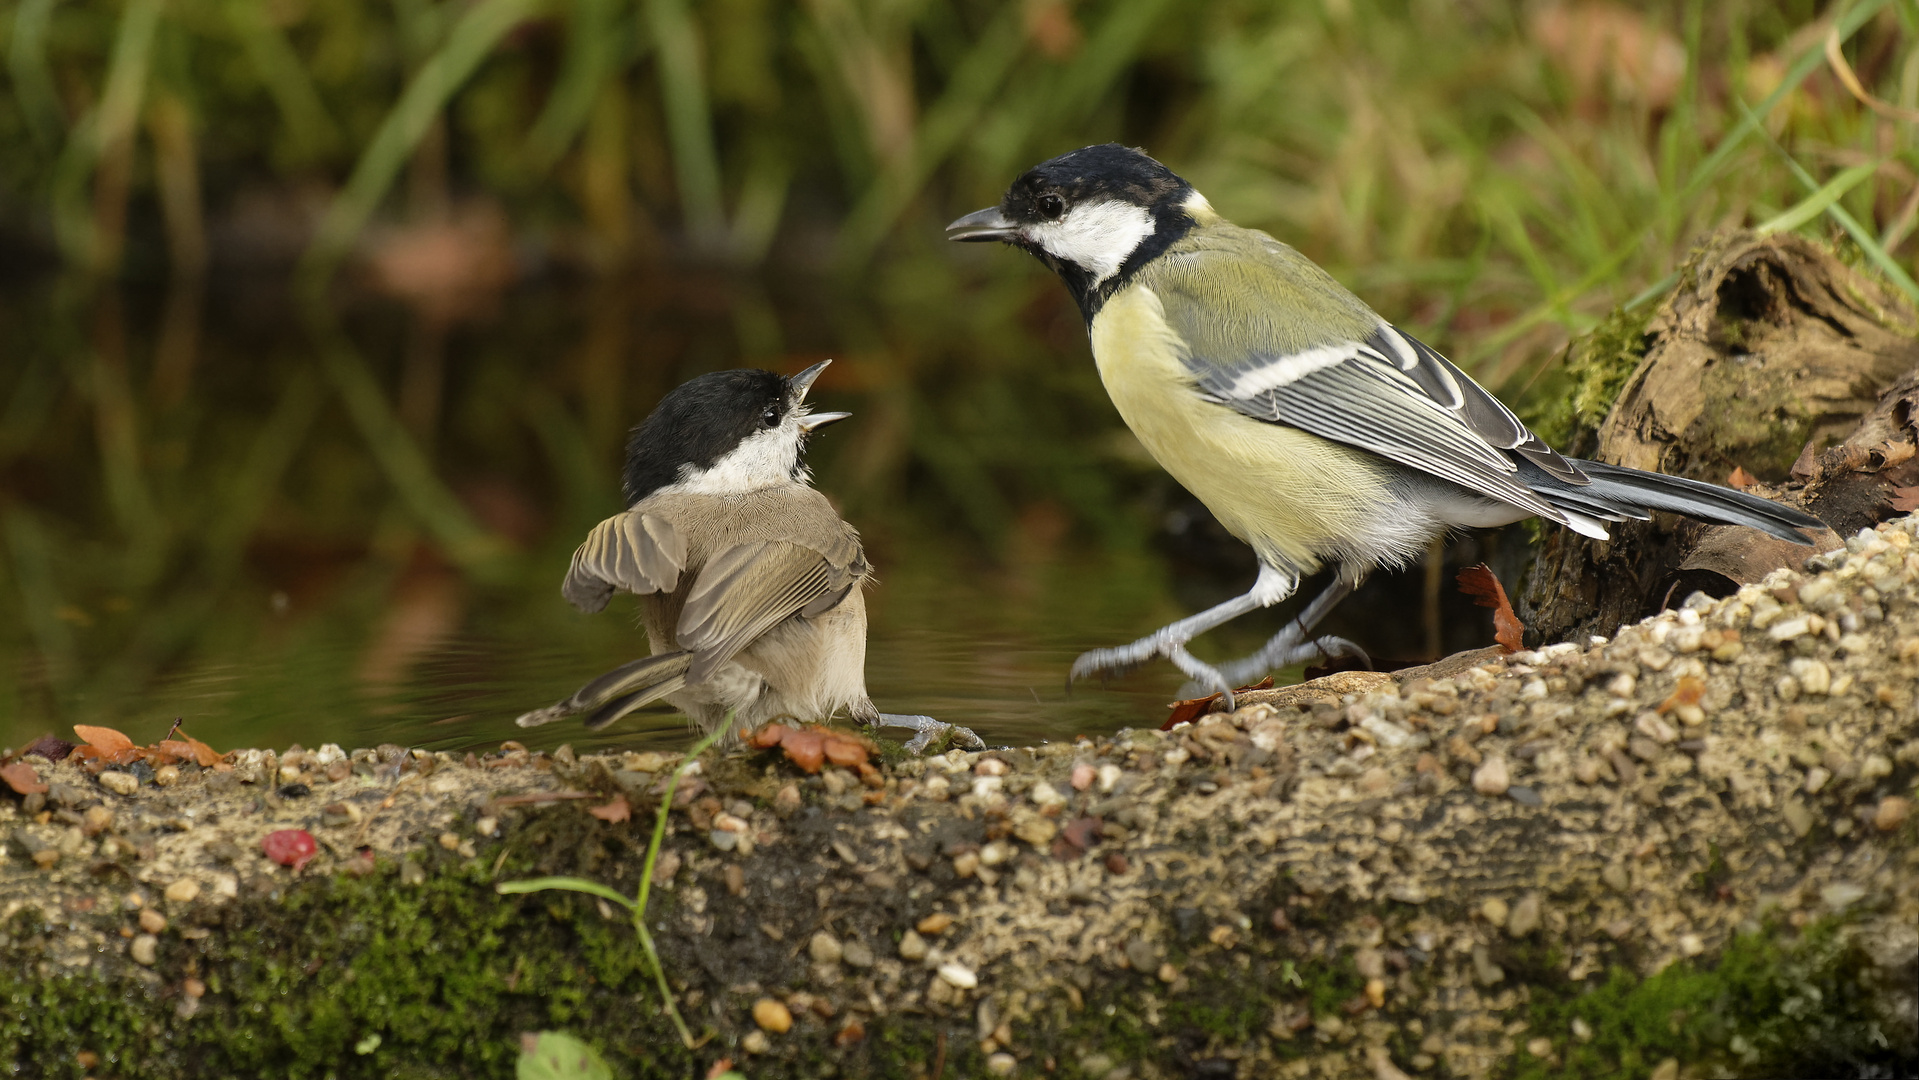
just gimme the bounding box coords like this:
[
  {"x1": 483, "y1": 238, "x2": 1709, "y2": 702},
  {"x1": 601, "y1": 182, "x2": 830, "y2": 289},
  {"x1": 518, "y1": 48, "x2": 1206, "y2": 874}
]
[
  {"x1": 1521, "y1": 458, "x2": 1825, "y2": 544},
  {"x1": 515, "y1": 652, "x2": 692, "y2": 729}
]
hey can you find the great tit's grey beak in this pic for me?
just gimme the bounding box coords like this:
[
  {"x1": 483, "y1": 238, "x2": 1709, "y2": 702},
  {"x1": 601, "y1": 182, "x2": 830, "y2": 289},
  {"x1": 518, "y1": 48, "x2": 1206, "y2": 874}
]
[
  {"x1": 946, "y1": 206, "x2": 1019, "y2": 242},
  {"x1": 797, "y1": 411, "x2": 851, "y2": 433},
  {"x1": 788, "y1": 359, "x2": 832, "y2": 402}
]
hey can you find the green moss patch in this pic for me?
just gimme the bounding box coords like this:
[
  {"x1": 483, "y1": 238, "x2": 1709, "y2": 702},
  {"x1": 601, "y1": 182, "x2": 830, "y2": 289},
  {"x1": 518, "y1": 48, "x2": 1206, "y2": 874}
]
[
  {"x1": 1502, "y1": 919, "x2": 1912, "y2": 1080},
  {"x1": 1516, "y1": 303, "x2": 1655, "y2": 457}
]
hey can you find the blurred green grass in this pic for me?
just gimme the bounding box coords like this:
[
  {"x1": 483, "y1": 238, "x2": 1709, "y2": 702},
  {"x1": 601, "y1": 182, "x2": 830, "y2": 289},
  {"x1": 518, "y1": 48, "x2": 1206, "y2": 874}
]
[{"x1": 4, "y1": 0, "x2": 1919, "y2": 741}]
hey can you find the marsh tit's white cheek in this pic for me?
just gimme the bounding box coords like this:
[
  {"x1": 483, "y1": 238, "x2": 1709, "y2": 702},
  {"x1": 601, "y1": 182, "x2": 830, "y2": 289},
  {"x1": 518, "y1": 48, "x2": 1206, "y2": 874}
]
[
  {"x1": 668, "y1": 421, "x2": 805, "y2": 495},
  {"x1": 1025, "y1": 200, "x2": 1156, "y2": 287}
]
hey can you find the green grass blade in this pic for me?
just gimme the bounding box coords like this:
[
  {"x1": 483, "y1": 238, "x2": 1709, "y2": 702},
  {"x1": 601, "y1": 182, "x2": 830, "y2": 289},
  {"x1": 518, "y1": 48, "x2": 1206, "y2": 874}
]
[
  {"x1": 1682, "y1": 0, "x2": 1888, "y2": 201},
  {"x1": 225, "y1": 0, "x2": 342, "y2": 159},
  {"x1": 49, "y1": 0, "x2": 162, "y2": 269},
  {"x1": 643, "y1": 0, "x2": 724, "y2": 243},
  {"x1": 1756, "y1": 162, "x2": 1882, "y2": 236},
  {"x1": 497, "y1": 876, "x2": 638, "y2": 909},
  {"x1": 8, "y1": 0, "x2": 65, "y2": 148},
  {"x1": 297, "y1": 0, "x2": 544, "y2": 291},
  {"x1": 1738, "y1": 99, "x2": 1919, "y2": 307},
  {"x1": 310, "y1": 321, "x2": 514, "y2": 577},
  {"x1": 525, "y1": 0, "x2": 625, "y2": 171},
  {"x1": 834, "y1": 2, "x2": 1027, "y2": 264}
]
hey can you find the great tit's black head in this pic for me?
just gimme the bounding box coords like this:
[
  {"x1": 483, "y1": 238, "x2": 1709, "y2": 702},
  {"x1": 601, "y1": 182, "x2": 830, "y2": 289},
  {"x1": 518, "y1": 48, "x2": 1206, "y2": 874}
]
[
  {"x1": 947, "y1": 144, "x2": 1208, "y2": 321},
  {"x1": 622, "y1": 361, "x2": 849, "y2": 504}
]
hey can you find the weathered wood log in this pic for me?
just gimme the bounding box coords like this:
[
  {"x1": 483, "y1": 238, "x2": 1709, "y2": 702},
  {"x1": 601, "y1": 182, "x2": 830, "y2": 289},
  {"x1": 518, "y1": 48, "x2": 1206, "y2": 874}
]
[
  {"x1": 1520, "y1": 231, "x2": 1919, "y2": 647},
  {"x1": 4, "y1": 515, "x2": 1918, "y2": 1078}
]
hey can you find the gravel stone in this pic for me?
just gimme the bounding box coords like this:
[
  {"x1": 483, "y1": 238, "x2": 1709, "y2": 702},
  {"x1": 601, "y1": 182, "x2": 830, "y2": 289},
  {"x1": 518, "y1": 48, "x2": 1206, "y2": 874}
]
[
  {"x1": 1472, "y1": 755, "x2": 1510, "y2": 796},
  {"x1": 809, "y1": 931, "x2": 843, "y2": 965}
]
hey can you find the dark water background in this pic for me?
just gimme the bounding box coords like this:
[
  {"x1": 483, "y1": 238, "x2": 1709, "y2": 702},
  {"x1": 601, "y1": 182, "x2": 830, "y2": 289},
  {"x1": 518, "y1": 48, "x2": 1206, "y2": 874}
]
[{"x1": 0, "y1": 266, "x2": 1506, "y2": 757}]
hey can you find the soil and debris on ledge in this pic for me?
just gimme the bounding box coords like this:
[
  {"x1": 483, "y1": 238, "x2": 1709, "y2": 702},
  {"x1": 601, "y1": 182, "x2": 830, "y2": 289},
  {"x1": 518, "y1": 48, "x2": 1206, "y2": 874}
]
[{"x1": 5, "y1": 516, "x2": 1919, "y2": 1080}]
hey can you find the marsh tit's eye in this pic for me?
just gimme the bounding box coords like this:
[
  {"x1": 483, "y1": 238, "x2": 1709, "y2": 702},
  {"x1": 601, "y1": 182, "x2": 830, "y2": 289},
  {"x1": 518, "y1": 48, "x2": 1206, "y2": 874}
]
[
  {"x1": 1037, "y1": 193, "x2": 1067, "y2": 220},
  {"x1": 761, "y1": 405, "x2": 781, "y2": 428}
]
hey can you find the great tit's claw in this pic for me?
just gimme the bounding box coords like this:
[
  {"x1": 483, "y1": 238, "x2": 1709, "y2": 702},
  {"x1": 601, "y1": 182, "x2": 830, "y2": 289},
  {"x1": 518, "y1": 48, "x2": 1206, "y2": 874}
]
[
  {"x1": 1070, "y1": 630, "x2": 1193, "y2": 685},
  {"x1": 1208, "y1": 630, "x2": 1373, "y2": 690}
]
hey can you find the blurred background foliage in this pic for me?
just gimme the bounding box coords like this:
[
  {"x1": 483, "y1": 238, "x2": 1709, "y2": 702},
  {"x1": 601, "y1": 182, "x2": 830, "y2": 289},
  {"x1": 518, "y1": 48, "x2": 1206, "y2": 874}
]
[{"x1": 2, "y1": 0, "x2": 1917, "y2": 751}]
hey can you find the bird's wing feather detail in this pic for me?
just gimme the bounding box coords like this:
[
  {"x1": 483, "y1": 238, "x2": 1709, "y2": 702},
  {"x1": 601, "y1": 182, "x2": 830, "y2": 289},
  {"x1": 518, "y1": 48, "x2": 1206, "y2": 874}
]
[
  {"x1": 677, "y1": 541, "x2": 861, "y2": 683},
  {"x1": 1197, "y1": 349, "x2": 1572, "y2": 521},
  {"x1": 1378, "y1": 327, "x2": 1585, "y2": 483},
  {"x1": 561, "y1": 511, "x2": 687, "y2": 612}
]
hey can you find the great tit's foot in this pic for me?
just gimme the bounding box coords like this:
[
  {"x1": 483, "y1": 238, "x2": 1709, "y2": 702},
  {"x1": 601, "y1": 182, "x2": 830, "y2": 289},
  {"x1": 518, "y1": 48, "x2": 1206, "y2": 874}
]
[
  {"x1": 1196, "y1": 631, "x2": 1371, "y2": 695},
  {"x1": 877, "y1": 713, "x2": 985, "y2": 754},
  {"x1": 1072, "y1": 633, "x2": 1239, "y2": 705}
]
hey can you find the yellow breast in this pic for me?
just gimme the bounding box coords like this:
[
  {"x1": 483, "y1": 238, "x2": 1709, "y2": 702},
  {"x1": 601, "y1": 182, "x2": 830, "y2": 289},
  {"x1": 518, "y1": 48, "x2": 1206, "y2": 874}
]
[{"x1": 1088, "y1": 285, "x2": 1394, "y2": 574}]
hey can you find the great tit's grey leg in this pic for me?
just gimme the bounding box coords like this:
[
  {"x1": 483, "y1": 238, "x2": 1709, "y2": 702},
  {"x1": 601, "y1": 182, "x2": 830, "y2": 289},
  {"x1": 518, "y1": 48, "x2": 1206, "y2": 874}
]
[
  {"x1": 1200, "y1": 578, "x2": 1368, "y2": 692},
  {"x1": 1071, "y1": 564, "x2": 1301, "y2": 709},
  {"x1": 876, "y1": 713, "x2": 986, "y2": 754}
]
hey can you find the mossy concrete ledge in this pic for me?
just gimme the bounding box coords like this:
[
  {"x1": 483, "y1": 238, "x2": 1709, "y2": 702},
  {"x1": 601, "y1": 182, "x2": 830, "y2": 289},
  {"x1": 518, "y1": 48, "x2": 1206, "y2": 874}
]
[{"x1": 6, "y1": 520, "x2": 1919, "y2": 1079}]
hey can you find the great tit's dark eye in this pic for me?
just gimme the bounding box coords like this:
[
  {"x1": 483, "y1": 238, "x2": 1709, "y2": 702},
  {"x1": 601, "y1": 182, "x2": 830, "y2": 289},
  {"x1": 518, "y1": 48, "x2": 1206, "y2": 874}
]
[
  {"x1": 1037, "y1": 193, "x2": 1067, "y2": 220},
  {"x1": 761, "y1": 406, "x2": 781, "y2": 428}
]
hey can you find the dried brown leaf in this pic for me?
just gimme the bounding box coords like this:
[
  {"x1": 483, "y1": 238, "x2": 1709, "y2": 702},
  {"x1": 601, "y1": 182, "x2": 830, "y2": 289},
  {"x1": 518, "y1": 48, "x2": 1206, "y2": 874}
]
[
  {"x1": 588, "y1": 795, "x2": 632, "y2": 823},
  {"x1": 1, "y1": 761, "x2": 48, "y2": 795},
  {"x1": 1161, "y1": 677, "x2": 1273, "y2": 731},
  {"x1": 1892, "y1": 485, "x2": 1919, "y2": 512},
  {"x1": 1457, "y1": 564, "x2": 1525, "y2": 652},
  {"x1": 73, "y1": 725, "x2": 135, "y2": 754}
]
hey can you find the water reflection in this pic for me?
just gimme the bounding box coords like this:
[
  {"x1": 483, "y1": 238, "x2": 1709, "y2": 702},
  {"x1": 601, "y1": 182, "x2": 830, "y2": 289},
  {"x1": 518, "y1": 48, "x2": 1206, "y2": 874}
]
[
  {"x1": 0, "y1": 269, "x2": 1195, "y2": 753},
  {"x1": 0, "y1": 268, "x2": 1502, "y2": 755}
]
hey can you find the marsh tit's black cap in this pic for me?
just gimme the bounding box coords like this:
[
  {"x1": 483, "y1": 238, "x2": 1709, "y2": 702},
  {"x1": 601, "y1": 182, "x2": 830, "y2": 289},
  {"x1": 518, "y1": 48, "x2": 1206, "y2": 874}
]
[{"x1": 622, "y1": 360, "x2": 849, "y2": 505}]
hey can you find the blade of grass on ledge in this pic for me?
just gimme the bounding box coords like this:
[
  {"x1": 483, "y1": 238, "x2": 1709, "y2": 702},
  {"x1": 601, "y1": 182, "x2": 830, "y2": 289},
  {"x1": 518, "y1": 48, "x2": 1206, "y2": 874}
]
[
  {"x1": 496, "y1": 877, "x2": 637, "y2": 909},
  {"x1": 297, "y1": 0, "x2": 544, "y2": 294}
]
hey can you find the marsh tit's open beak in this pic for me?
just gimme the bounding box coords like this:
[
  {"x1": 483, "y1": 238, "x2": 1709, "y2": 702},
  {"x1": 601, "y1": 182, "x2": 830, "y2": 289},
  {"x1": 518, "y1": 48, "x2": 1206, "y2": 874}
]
[
  {"x1": 797, "y1": 411, "x2": 851, "y2": 433},
  {"x1": 788, "y1": 359, "x2": 832, "y2": 403},
  {"x1": 946, "y1": 206, "x2": 1019, "y2": 242}
]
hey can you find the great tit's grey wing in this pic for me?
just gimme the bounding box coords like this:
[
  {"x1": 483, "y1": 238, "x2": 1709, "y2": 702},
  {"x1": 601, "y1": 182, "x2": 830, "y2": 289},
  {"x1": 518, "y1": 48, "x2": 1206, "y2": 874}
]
[
  {"x1": 676, "y1": 539, "x2": 866, "y2": 683},
  {"x1": 561, "y1": 510, "x2": 688, "y2": 612},
  {"x1": 1148, "y1": 239, "x2": 1589, "y2": 520}
]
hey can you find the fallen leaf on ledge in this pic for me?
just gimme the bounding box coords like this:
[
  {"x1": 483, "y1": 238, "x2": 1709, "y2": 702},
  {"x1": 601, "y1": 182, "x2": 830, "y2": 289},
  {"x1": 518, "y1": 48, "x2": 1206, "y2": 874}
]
[{"x1": 1457, "y1": 564, "x2": 1526, "y2": 652}]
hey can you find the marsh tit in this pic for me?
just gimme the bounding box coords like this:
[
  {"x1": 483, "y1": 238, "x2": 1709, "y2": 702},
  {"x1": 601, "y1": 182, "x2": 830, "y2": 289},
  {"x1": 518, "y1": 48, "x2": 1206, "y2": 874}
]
[{"x1": 517, "y1": 361, "x2": 982, "y2": 751}]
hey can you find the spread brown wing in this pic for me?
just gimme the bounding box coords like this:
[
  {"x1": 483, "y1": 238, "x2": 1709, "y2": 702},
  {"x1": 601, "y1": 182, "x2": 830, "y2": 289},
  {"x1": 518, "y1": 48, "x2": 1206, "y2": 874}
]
[
  {"x1": 561, "y1": 511, "x2": 688, "y2": 612},
  {"x1": 676, "y1": 540, "x2": 866, "y2": 683}
]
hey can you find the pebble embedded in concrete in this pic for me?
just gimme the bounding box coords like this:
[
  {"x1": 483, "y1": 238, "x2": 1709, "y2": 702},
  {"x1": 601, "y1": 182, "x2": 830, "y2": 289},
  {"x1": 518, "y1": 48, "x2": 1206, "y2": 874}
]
[
  {"x1": 809, "y1": 931, "x2": 843, "y2": 965},
  {"x1": 1472, "y1": 755, "x2": 1509, "y2": 796},
  {"x1": 752, "y1": 998, "x2": 792, "y2": 1033},
  {"x1": 898, "y1": 930, "x2": 928, "y2": 961}
]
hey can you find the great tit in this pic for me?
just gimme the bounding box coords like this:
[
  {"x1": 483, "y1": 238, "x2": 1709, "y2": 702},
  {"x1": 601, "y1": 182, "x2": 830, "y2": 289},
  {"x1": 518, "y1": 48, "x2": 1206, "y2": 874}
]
[
  {"x1": 517, "y1": 361, "x2": 982, "y2": 752},
  {"x1": 949, "y1": 144, "x2": 1822, "y2": 701}
]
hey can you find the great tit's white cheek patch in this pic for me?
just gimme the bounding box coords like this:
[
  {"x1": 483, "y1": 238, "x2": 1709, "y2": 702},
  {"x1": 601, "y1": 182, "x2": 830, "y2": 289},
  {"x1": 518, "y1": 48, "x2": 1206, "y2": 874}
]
[
  {"x1": 668, "y1": 419, "x2": 807, "y2": 495},
  {"x1": 1026, "y1": 200, "x2": 1155, "y2": 287}
]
